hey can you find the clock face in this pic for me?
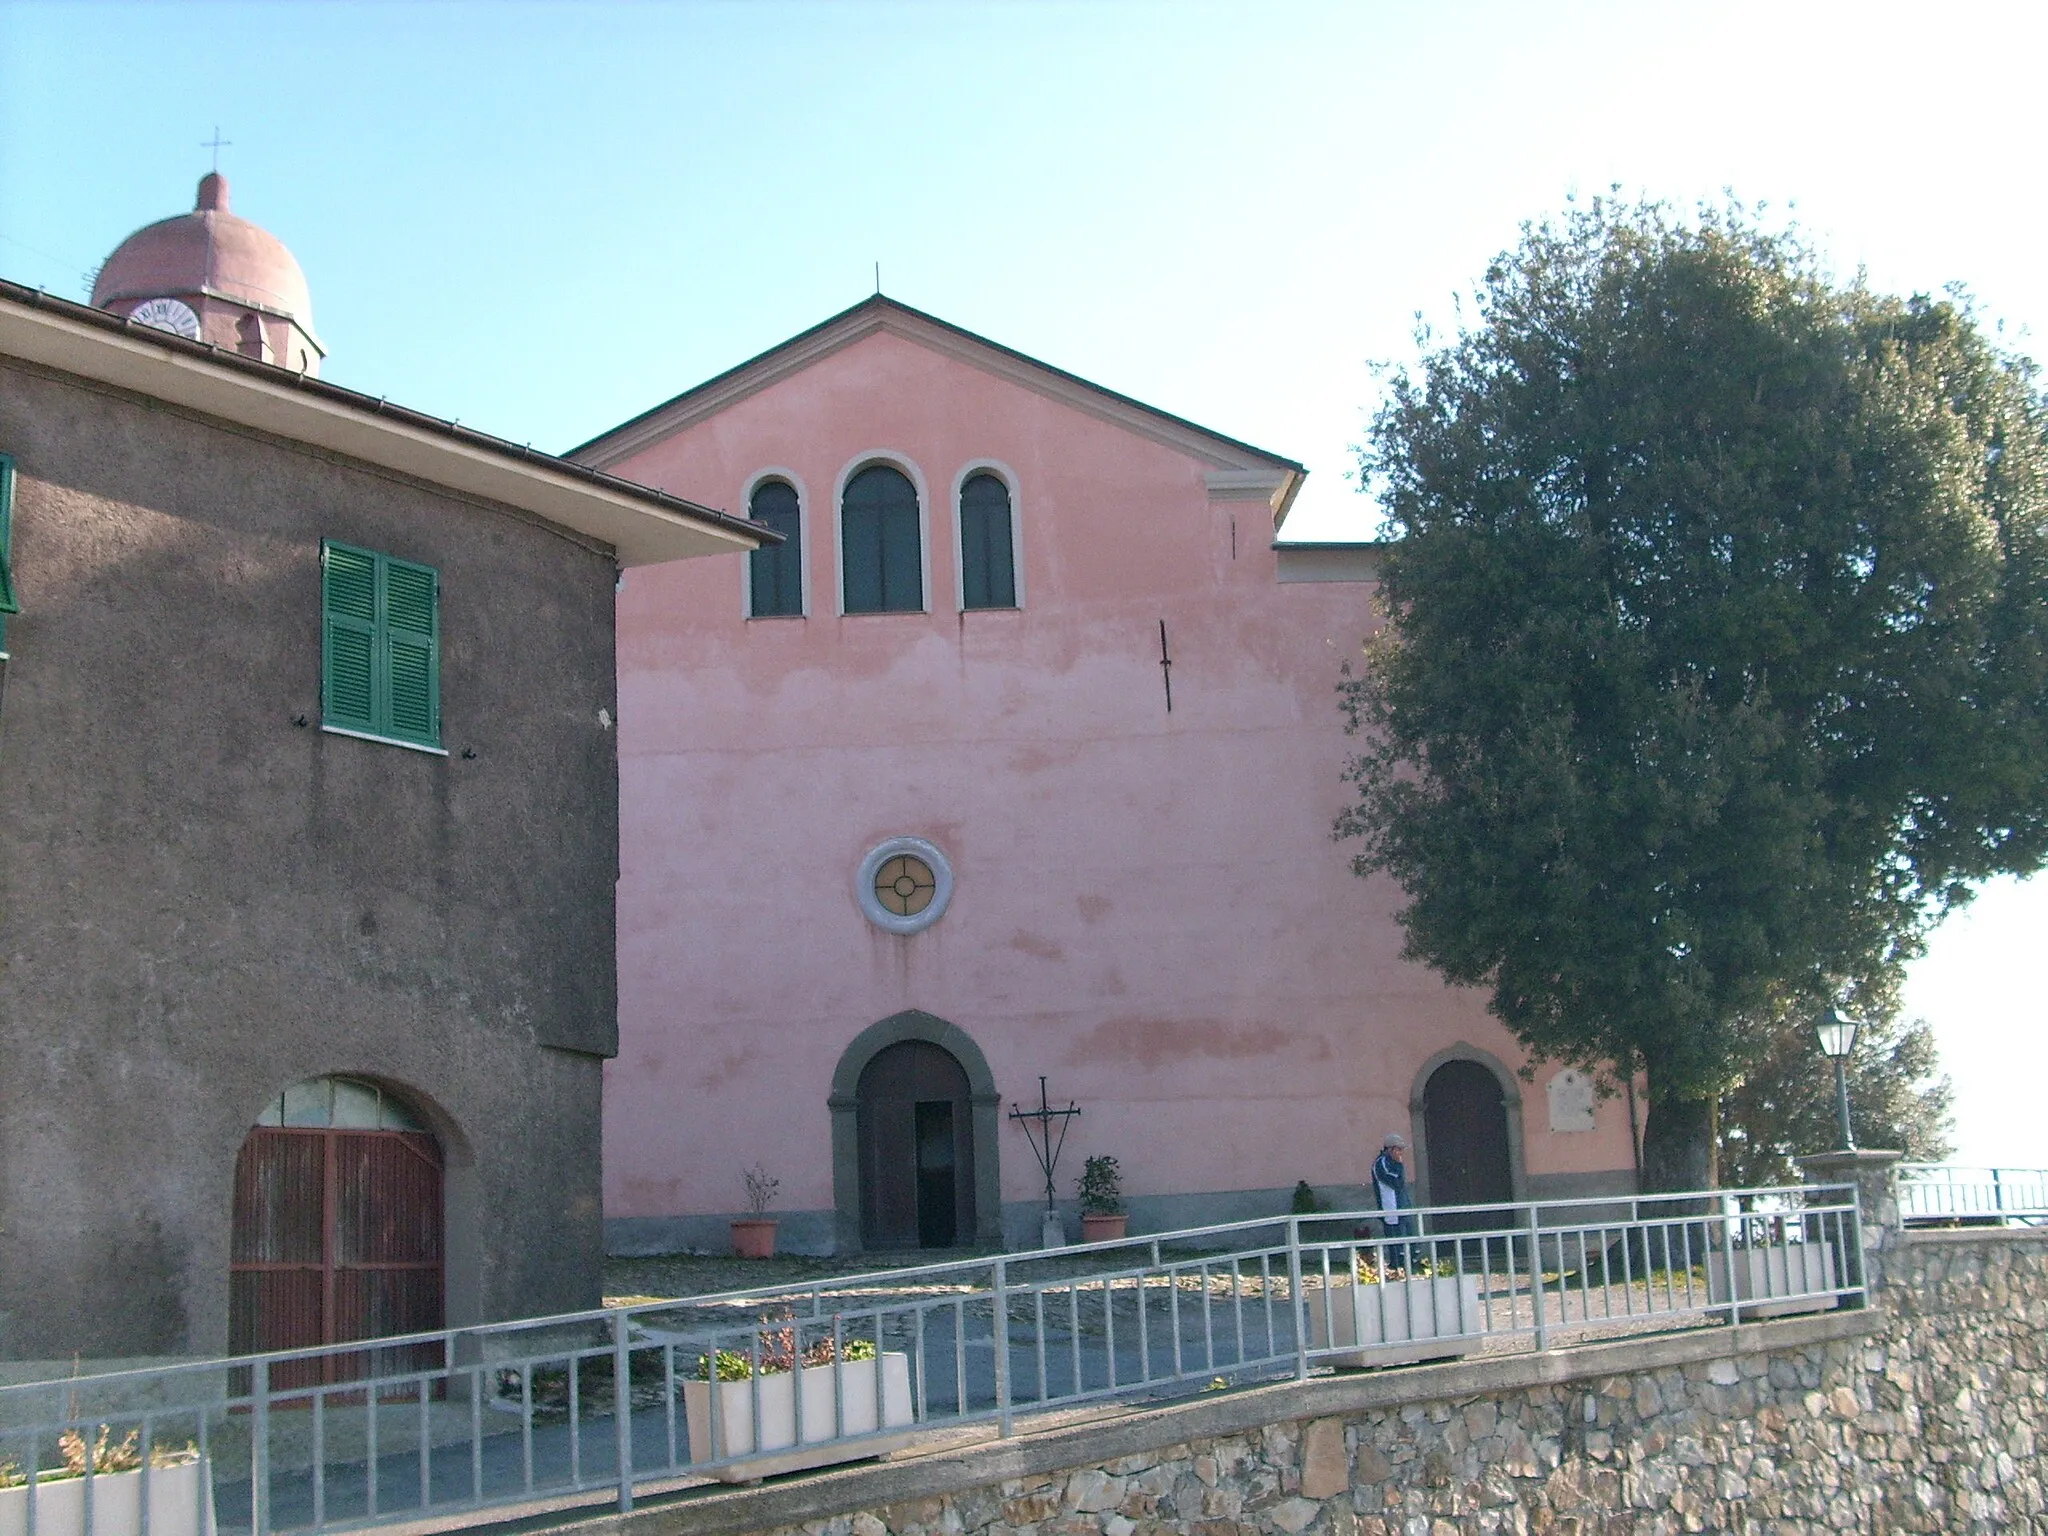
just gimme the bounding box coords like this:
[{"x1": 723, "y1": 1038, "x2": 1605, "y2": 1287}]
[{"x1": 129, "y1": 297, "x2": 201, "y2": 339}]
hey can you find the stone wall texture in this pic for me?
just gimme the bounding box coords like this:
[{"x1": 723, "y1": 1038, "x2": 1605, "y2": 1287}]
[{"x1": 635, "y1": 1229, "x2": 2047, "y2": 1536}]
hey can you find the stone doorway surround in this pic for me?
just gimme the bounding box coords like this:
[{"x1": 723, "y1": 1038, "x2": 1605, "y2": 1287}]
[
  {"x1": 1407, "y1": 1042, "x2": 1527, "y2": 1209},
  {"x1": 828, "y1": 1011, "x2": 1002, "y2": 1253}
]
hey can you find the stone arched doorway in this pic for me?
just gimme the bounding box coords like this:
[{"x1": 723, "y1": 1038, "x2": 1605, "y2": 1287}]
[
  {"x1": 829, "y1": 1013, "x2": 1001, "y2": 1253},
  {"x1": 230, "y1": 1075, "x2": 444, "y2": 1380},
  {"x1": 1412, "y1": 1049, "x2": 1523, "y2": 1233},
  {"x1": 857, "y1": 1042, "x2": 974, "y2": 1248}
]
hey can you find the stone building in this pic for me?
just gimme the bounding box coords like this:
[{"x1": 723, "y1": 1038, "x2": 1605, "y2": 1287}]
[
  {"x1": 0, "y1": 179, "x2": 764, "y2": 1366},
  {"x1": 575, "y1": 298, "x2": 1644, "y2": 1256}
]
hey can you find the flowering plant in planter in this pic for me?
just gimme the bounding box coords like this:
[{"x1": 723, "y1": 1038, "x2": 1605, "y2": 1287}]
[
  {"x1": 0, "y1": 1426, "x2": 203, "y2": 1487},
  {"x1": 684, "y1": 1315, "x2": 914, "y2": 1479},
  {"x1": 696, "y1": 1322, "x2": 877, "y2": 1380},
  {"x1": 0, "y1": 1426, "x2": 215, "y2": 1536}
]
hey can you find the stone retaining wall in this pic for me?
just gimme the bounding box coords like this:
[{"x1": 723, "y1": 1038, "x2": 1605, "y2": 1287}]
[{"x1": 565, "y1": 1226, "x2": 2047, "y2": 1536}]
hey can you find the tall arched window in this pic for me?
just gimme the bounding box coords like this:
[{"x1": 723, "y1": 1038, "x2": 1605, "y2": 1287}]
[
  {"x1": 841, "y1": 465, "x2": 923, "y2": 613},
  {"x1": 958, "y1": 473, "x2": 1016, "y2": 610},
  {"x1": 748, "y1": 479, "x2": 803, "y2": 617}
]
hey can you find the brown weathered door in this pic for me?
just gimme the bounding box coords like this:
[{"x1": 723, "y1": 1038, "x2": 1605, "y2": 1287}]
[
  {"x1": 857, "y1": 1042, "x2": 975, "y2": 1249},
  {"x1": 230, "y1": 1126, "x2": 443, "y2": 1385},
  {"x1": 1422, "y1": 1060, "x2": 1515, "y2": 1234}
]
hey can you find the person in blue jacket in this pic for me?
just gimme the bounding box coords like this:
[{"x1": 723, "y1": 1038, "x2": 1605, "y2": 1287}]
[{"x1": 1372, "y1": 1134, "x2": 1412, "y2": 1270}]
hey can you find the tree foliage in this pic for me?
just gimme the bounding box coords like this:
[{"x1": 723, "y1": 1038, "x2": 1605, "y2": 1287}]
[
  {"x1": 1338, "y1": 199, "x2": 2048, "y2": 1189},
  {"x1": 1716, "y1": 1010, "x2": 1953, "y2": 1190}
]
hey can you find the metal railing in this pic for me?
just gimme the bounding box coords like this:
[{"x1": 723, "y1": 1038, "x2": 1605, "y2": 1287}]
[
  {"x1": 1899, "y1": 1164, "x2": 2048, "y2": 1225},
  {"x1": 0, "y1": 1184, "x2": 1860, "y2": 1536}
]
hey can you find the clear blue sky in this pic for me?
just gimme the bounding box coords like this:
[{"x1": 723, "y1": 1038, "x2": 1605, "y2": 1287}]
[{"x1": 2, "y1": 0, "x2": 2042, "y2": 1167}]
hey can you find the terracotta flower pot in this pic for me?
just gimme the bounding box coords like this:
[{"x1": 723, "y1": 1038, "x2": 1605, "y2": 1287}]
[
  {"x1": 1080, "y1": 1212, "x2": 1128, "y2": 1243},
  {"x1": 730, "y1": 1218, "x2": 778, "y2": 1259}
]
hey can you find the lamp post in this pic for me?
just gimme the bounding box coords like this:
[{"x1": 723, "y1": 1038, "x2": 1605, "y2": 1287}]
[{"x1": 1815, "y1": 1009, "x2": 1860, "y2": 1151}]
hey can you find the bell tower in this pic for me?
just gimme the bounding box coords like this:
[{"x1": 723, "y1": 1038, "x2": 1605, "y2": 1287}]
[{"x1": 92, "y1": 173, "x2": 325, "y2": 375}]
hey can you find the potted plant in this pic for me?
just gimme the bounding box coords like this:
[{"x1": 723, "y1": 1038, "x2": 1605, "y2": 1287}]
[
  {"x1": 730, "y1": 1165, "x2": 779, "y2": 1259},
  {"x1": 684, "y1": 1319, "x2": 916, "y2": 1481},
  {"x1": 1704, "y1": 1207, "x2": 1838, "y2": 1319},
  {"x1": 1303, "y1": 1254, "x2": 1486, "y2": 1369},
  {"x1": 0, "y1": 1426, "x2": 215, "y2": 1536},
  {"x1": 1078, "y1": 1155, "x2": 1127, "y2": 1242}
]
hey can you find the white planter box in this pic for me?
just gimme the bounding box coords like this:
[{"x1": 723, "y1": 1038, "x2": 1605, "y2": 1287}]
[
  {"x1": 0, "y1": 1460, "x2": 215, "y2": 1536},
  {"x1": 1304, "y1": 1274, "x2": 1486, "y2": 1367},
  {"x1": 1707, "y1": 1241, "x2": 1838, "y2": 1319},
  {"x1": 683, "y1": 1352, "x2": 916, "y2": 1482}
]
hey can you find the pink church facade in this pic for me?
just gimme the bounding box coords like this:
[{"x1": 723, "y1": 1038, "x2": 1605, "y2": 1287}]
[{"x1": 579, "y1": 299, "x2": 1639, "y2": 1254}]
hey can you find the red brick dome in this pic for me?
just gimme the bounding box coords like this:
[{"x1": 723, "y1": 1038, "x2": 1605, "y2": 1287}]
[{"x1": 92, "y1": 174, "x2": 314, "y2": 333}]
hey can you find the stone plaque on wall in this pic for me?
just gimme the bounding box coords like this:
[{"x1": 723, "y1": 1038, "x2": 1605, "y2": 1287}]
[{"x1": 1547, "y1": 1068, "x2": 1596, "y2": 1132}]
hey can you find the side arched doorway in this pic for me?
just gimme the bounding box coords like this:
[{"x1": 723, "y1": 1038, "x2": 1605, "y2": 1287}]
[
  {"x1": 230, "y1": 1076, "x2": 444, "y2": 1379},
  {"x1": 829, "y1": 1013, "x2": 1002, "y2": 1253},
  {"x1": 1418, "y1": 1057, "x2": 1518, "y2": 1234}
]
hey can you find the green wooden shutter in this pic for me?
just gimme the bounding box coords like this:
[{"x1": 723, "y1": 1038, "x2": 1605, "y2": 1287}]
[
  {"x1": 841, "y1": 465, "x2": 922, "y2": 614},
  {"x1": 381, "y1": 557, "x2": 439, "y2": 746},
  {"x1": 0, "y1": 454, "x2": 18, "y2": 626},
  {"x1": 959, "y1": 473, "x2": 1015, "y2": 610},
  {"x1": 748, "y1": 480, "x2": 803, "y2": 617},
  {"x1": 323, "y1": 542, "x2": 377, "y2": 732},
  {"x1": 322, "y1": 540, "x2": 440, "y2": 748}
]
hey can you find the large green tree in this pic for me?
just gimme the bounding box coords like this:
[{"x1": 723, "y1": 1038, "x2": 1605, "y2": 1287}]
[{"x1": 1338, "y1": 200, "x2": 2048, "y2": 1190}]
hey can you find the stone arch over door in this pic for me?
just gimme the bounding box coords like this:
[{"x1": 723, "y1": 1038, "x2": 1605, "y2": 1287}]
[
  {"x1": 1408, "y1": 1044, "x2": 1526, "y2": 1216},
  {"x1": 829, "y1": 1012, "x2": 1001, "y2": 1253},
  {"x1": 230, "y1": 1074, "x2": 452, "y2": 1385}
]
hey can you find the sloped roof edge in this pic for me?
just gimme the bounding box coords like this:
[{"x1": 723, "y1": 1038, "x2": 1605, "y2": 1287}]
[
  {"x1": 0, "y1": 279, "x2": 772, "y2": 567},
  {"x1": 568, "y1": 296, "x2": 1307, "y2": 518}
]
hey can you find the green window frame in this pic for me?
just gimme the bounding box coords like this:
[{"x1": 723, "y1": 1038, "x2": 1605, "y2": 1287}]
[
  {"x1": 321, "y1": 540, "x2": 441, "y2": 751},
  {"x1": 0, "y1": 454, "x2": 18, "y2": 652}
]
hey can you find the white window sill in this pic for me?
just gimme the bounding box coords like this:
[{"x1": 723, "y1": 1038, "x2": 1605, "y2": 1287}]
[{"x1": 321, "y1": 723, "x2": 449, "y2": 757}]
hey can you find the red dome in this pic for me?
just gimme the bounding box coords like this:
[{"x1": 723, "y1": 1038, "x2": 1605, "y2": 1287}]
[{"x1": 92, "y1": 174, "x2": 314, "y2": 331}]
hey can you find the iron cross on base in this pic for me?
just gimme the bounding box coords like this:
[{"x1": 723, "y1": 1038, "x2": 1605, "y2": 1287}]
[{"x1": 1008, "y1": 1076, "x2": 1081, "y2": 1211}]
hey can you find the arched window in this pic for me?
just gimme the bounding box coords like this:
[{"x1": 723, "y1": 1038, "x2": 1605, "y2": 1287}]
[
  {"x1": 958, "y1": 472, "x2": 1016, "y2": 610},
  {"x1": 252, "y1": 1074, "x2": 427, "y2": 1130},
  {"x1": 841, "y1": 464, "x2": 922, "y2": 613},
  {"x1": 747, "y1": 479, "x2": 803, "y2": 617}
]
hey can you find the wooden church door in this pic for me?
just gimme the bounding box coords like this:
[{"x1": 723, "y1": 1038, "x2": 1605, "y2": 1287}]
[
  {"x1": 856, "y1": 1042, "x2": 976, "y2": 1249},
  {"x1": 230, "y1": 1077, "x2": 444, "y2": 1385},
  {"x1": 1421, "y1": 1060, "x2": 1515, "y2": 1233}
]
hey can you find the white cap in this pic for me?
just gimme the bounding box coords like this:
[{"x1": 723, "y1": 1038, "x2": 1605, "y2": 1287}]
[{"x1": 1383, "y1": 1133, "x2": 1406, "y2": 1148}]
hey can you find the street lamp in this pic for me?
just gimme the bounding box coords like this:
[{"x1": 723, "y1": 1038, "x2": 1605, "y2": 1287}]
[{"x1": 1815, "y1": 1009, "x2": 1860, "y2": 1150}]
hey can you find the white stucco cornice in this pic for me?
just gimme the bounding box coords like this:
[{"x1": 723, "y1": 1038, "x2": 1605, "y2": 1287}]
[
  {"x1": 570, "y1": 297, "x2": 1309, "y2": 525},
  {"x1": 1274, "y1": 541, "x2": 1385, "y2": 584},
  {"x1": 1206, "y1": 468, "x2": 1298, "y2": 515},
  {"x1": 0, "y1": 283, "x2": 768, "y2": 568}
]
